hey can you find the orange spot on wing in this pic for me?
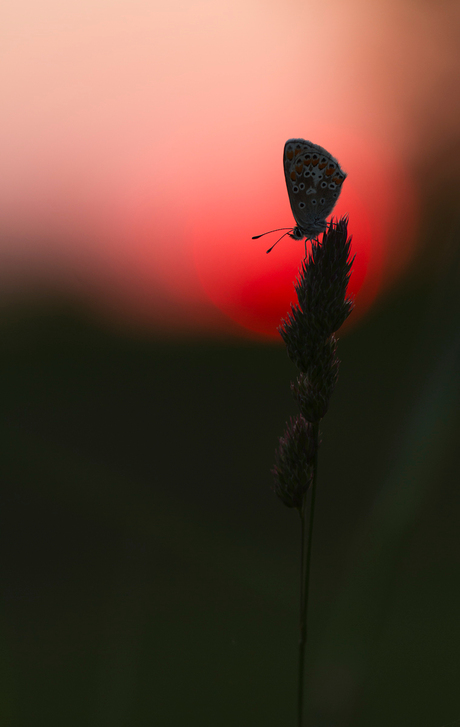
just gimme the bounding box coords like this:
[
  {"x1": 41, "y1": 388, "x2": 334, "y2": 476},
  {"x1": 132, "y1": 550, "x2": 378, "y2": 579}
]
[
  {"x1": 286, "y1": 149, "x2": 294, "y2": 160},
  {"x1": 318, "y1": 162, "x2": 327, "y2": 169},
  {"x1": 295, "y1": 161, "x2": 303, "y2": 173},
  {"x1": 290, "y1": 170, "x2": 297, "y2": 181}
]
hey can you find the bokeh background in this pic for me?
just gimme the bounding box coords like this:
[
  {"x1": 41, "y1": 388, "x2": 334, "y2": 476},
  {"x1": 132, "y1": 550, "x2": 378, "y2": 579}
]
[{"x1": 1, "y1": 0, "x2": 460, "y2": 725}]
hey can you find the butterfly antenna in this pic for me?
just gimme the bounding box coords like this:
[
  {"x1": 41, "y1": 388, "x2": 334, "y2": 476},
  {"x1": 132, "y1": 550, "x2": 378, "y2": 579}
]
[
  {"x1": 252, "y1": 227, "x2": 293, "y2": 240},
  {"x1": 266, "y1": 230, "x2": 291, "y2": 254}
]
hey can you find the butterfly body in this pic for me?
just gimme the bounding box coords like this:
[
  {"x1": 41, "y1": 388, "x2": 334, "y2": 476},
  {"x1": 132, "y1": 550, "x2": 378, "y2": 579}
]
[{"x1": 283, "y1": 139, "x2": 346, "y2": 241}]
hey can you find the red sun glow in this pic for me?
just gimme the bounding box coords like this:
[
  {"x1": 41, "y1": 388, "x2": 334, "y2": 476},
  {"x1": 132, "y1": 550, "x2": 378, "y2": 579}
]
[{"x1": 191, "y1": 130, "x2": 418, "y2": 339}]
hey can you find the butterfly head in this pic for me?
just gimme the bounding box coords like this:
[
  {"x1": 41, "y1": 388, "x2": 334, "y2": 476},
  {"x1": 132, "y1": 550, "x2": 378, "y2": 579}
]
[{"x1": 289, "y1": 218, "x2": 328, "y2": 241}]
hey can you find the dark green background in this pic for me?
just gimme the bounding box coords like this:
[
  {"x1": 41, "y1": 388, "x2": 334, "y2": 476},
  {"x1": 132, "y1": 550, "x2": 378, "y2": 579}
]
[{"x1": 1, "y1": 250, "x2": 459, "y2": 726}]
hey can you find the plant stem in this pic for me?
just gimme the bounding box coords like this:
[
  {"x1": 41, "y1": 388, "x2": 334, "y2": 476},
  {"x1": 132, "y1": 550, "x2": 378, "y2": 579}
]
[{"x1": 297, "y1": 422, "x2": 319, "y2": 727}]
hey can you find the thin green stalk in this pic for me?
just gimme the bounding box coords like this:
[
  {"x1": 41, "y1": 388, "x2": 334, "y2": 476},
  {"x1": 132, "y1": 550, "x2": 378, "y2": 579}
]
[{"x1": 297, "y1": 422, "x2": 319, "y2": 727}]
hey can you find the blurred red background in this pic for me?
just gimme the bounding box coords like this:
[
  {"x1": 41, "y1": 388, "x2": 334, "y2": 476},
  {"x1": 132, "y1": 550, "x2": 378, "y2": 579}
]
[{"x1": 1, "y1": 0, "x2": 459, "y2": 337}]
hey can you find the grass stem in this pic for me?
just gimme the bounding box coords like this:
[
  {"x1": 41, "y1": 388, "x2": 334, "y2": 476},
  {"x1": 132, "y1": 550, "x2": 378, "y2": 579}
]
[{"x1": 297, "y1": 422, "x2": 319, "y2": 727}]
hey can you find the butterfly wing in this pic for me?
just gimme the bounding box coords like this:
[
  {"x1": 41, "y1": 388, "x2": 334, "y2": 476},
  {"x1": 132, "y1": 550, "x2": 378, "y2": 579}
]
[{"x1": 283, "y1": 139, "x2": 347, "y2": 236}]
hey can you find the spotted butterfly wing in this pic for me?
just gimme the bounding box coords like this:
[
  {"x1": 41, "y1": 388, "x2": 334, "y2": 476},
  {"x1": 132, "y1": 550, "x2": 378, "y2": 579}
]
[{"x1": 283, "y1": 139, "x2": 347, "y2": 240}]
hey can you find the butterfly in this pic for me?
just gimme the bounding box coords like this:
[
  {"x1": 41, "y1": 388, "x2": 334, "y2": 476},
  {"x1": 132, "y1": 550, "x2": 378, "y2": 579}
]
[{"x1": 253, "y1": 139, "x2": 347, "y2": 253}]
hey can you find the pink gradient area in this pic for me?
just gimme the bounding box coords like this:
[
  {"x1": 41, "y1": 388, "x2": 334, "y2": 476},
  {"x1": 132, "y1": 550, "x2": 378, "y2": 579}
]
[
  {"x1": 2, "y1": 0, "x2": 455, "y2": 340},
  {"x1": 190, "y1": 131, "x2": 419, "y2": 339}
]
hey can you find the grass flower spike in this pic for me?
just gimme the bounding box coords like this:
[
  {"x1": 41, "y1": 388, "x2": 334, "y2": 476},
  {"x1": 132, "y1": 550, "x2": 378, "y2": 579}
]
[{"x1": 272, "y1": 216, "x2": 354, "y2": 726}]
